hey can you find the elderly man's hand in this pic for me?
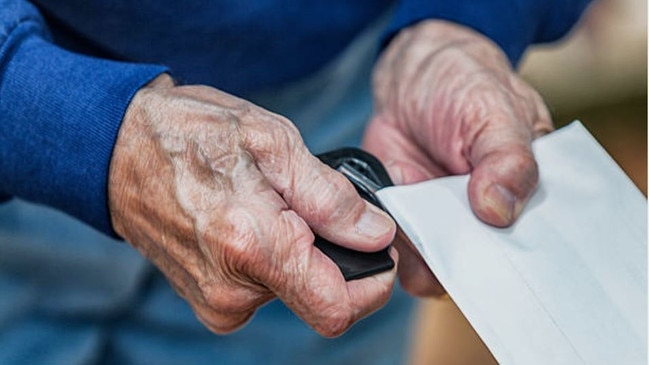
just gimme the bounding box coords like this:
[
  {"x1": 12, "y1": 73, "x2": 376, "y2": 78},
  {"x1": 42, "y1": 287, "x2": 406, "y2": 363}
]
[
  {"x1": 363, "y1": 20, "x2": 553, "y2": 296},
  {"x1": 108, "y1": 74, "x2": 397, "y2": 337}
]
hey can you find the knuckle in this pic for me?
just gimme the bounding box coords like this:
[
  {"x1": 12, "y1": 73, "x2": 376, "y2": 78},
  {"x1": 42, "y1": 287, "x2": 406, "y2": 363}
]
[
  {"x1": 200, "y1": 280, "x2": 262, "y2": 315},
  {"x1": 245, "y1": 110, "x2": 301, "y2": 154},
  {"x1": 300, "y1": 285, "x2": 356, "y2": 338},
  {"x1": 200, "y1": 282, "x2": 237, "y2": 312},
  {"x1": 265, "y1": 121, "x2": 297, "y2": 149},
  {"x1": 217, "y1": 210, "x2": 266, "y2": 274},
  {"x1": 198, "y1": 309, "x2": 254, "y2": 335},
  {"x1": 315, "y1": 307, "x2": 355, "y2": 338},
  {"x1": 308, "y1": 173, "x2": 359, "y2": 222},
  {"x1": 285, "y1": 214, "x2": 316, "y2": 250},
  {"x1": 205, "y1": 321, "x2": 241, "y2": 335},
  {"x1": 225, "y1": 229, "x2": 259, "y2": 265},
  {"x1": 502, "y1": 150, "x2": 539, "y2": 185},
  {"x1": 503, "y1": 148, "x2": 535, "y2": 168}
]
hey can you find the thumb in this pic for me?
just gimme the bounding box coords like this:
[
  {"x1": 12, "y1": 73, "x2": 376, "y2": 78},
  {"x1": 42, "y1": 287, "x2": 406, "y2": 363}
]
[
  {"x1": 245, "y1": 117, "x2": 396, "y2": 252},
  {"x1": 289, "y1": 152, "x2": 396, "y2": 252},
  {"x1": 467, "y1": 127, "x2": 540, "y2": 227}
]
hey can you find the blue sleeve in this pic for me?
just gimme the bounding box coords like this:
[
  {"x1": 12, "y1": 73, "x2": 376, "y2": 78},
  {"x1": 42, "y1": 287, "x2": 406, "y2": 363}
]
[
  {"x1": 384, "y1": 0, "x2": 593, "y2": 66},
  {"x1": 0, "y1": 1, "x2": 167, "y2": 236}
]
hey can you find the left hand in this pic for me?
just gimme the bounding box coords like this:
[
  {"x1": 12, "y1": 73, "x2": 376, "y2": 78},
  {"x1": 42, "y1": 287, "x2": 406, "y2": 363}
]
[{"x1": 363, "y1": 20, "x2": 553, "y2": 296}]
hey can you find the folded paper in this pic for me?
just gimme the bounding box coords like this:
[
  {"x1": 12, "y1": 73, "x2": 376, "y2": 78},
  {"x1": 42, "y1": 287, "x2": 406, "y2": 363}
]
[{"x1": 377, "y1": 122, "x2": 647, "y2": 365}]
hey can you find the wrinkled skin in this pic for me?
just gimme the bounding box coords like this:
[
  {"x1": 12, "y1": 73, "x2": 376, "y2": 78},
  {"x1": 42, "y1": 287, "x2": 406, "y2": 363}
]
[
  {"x1": 109, "y1": 18, "x2": 554, "y2": 337},
  {"x1": 108, "y1": 75, "x2": 397, "y2": 337},
  {"x1": 363, "y1": 20, "x2": 553, "y2": 296}
]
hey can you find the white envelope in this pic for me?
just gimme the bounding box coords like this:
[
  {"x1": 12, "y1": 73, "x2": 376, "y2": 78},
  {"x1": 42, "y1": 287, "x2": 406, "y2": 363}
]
[{"x1": 377, "y1": 122, "x2": 647, "y2": 365}]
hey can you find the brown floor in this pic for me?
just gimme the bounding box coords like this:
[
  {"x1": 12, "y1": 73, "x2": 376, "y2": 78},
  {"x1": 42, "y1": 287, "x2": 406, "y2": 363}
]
[{"x1": 408, "y1": 95, "x2": 648, "y2": 365}]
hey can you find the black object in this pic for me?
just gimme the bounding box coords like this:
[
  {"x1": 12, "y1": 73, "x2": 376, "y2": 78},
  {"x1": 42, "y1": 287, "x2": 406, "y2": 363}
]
[{"x1": 315, "y1": 148, "x2": 395, "y2": 281}]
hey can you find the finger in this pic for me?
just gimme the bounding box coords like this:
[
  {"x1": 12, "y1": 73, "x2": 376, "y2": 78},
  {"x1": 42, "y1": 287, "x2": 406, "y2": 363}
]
[
  {"x1": 344, "y1": 247, "x2": 399, "y2": 319},
  {"x1": 393, "y1": 229, "x2": 446, "y2": 297},
  {"x1": 183, "y1": 160, "x2": 395, "y2": 337},
  {"x1": 464, "y1": 78, "x2": 553, "y2": 228},
  {"x1": 384, "y1": 160, "x2": 432, "y2": 185},
  {"x1": 191, "y1": 299, "x2": 256, "y2": 334},
  {"x1": 262, "y1": 208, "x2": 397, "y2": 337},
  {"x1": 244, "y1": 113, "x2": 396, "y2": 252},
  {"x1": 288, "y1": 155, "x2": 396, "y2": 252},
  {"x1": 190, "y1": 288, "x2": 274, "y2": 334},
  {"x1": 362, "y1": 115, "x2": 446, "y2": 184},
  {"x1": 140, "y1": 228, "x2": 275, "y2": 334},
  {"x1": 467, "y1": 121, "x2": 540, "y2": 227}
]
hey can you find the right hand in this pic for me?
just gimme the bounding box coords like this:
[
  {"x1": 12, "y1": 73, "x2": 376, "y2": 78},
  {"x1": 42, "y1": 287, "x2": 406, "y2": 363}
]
[
  {"x1": 107, "y1": 74, "x2": 397, "y2": 337},
  {"x1": 364, "y1": 20, "x2": 553, "y2": 297}
]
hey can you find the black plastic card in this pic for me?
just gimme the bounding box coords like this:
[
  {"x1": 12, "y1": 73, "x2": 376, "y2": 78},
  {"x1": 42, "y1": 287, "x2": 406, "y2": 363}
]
[{"x1": 314, "y1": 148, "x2": 395, "y2": 281}]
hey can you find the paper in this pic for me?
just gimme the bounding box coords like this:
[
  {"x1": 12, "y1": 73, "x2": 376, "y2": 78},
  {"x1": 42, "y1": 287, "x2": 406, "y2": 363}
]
[{"x1": 377, "y1": 122, "x2": 647, "y2": 365}]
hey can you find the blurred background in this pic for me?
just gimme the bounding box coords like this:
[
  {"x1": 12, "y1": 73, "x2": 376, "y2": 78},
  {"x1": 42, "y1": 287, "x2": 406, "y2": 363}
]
[{"x1": 408, "y1": 0, "x2": 647, "y2": 363}]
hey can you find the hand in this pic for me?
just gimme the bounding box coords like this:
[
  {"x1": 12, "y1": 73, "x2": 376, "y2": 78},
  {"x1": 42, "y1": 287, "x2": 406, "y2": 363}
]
[
  {"x1": 364, "y1": 20, "x2": 553, "y2": 296},
  {"x1": 108, "y1": 74, "x2": 397, "y2": 337}
]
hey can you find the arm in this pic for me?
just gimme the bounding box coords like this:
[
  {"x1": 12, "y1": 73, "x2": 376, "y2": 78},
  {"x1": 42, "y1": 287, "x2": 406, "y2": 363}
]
[
  {"x1": 0, "y1": 0, "x2": 166, "y2": 235},
  {"x1": 0, "y1": 1, "x2": 397, "y2": 336}
]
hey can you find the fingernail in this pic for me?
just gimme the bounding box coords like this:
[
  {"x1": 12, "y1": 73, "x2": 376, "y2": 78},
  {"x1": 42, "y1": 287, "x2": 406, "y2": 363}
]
[
  {"x1": 357, "y1": 204, "x2": 394, "y2": 238},
  {"x1": 484, "y1": 184, "x2": 516, "y2": 224}
]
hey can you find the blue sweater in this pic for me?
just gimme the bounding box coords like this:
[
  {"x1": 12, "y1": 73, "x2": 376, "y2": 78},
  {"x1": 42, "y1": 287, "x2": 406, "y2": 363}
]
[{"x1": 0, "y1": 0, "x2": 591, "y2": 236}]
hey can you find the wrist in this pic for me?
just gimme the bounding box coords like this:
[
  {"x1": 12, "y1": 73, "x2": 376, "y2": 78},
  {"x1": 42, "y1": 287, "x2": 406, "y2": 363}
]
[{"x1": 108, "y1": 73, "x2": 174, "y2": 237}]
